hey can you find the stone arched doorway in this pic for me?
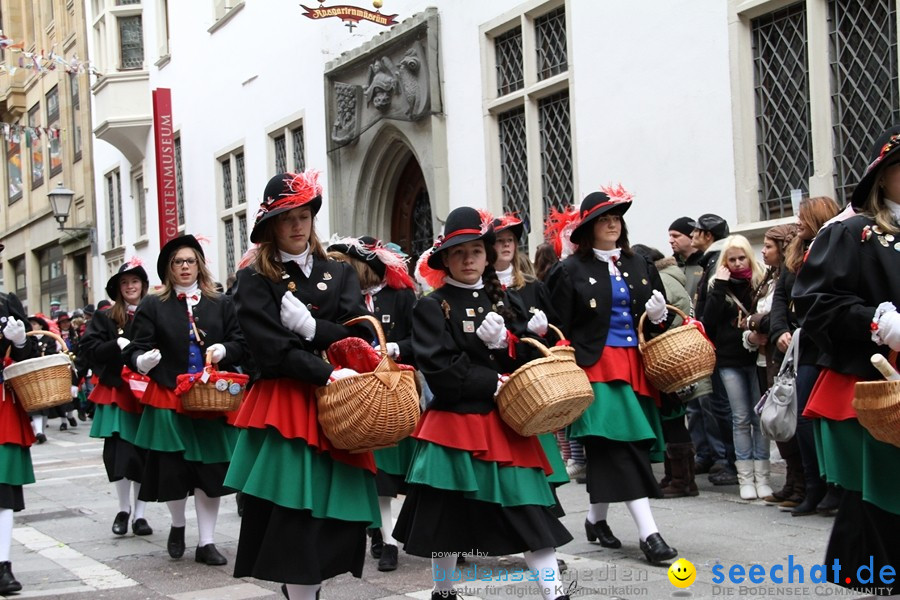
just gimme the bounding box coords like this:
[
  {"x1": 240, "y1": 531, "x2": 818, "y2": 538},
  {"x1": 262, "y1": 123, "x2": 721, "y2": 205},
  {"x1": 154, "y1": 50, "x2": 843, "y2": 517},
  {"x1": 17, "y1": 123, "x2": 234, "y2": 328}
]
[{"x1": 390, "y1": 155, "x2": 433, "y2": 267}]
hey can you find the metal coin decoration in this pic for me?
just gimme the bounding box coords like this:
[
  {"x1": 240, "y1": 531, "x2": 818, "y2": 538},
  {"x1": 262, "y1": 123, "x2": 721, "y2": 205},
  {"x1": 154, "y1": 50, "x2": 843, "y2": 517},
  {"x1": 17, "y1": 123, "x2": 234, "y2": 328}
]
[
  {"x1": 215, "y1": 379, "x2": 228, "y2": 392},
  {"x1": 228, "y1": 382, "x2": 242, "y2": 395}
]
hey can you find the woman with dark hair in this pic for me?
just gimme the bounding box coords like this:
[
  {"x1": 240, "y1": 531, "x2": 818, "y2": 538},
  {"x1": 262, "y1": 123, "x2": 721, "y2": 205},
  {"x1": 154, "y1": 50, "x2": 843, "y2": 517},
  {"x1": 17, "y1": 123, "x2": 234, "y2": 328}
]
[
  {"x1": 79, "y1": 258, "x2": 154, "y2": 537},
  {"x1": 533, "y1": 243, "x2": 559, "y2": 284},
  {"x1": 326, "y1": 235, "x2": 418, "y2": 573},
  {"x1": 547, "y1": 186, "x2": 677, "y2": 564},
  {"x1": 394, "y1": 207, "x2": 572, "y2": 600},
  {"x1": 793, "y1": 126, "x2": 900, "y2": 588},
  {"x1": 226, "y1": 172, "x2": 378, "y2": 600},
  {"x1": 124, "y1": 234, "x2": 246, "y2": 567},
  {"x1": 769, "y1": 196, "x2": 840, "y2": 516}
]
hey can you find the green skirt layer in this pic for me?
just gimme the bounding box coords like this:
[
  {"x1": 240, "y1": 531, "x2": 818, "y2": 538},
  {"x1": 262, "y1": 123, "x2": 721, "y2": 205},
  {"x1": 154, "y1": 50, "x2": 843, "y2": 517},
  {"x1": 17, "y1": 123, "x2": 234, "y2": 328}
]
[
  {"x1": 224, "y1": 427, "x2": 379, "y2": 524},
  {"x1": 405, "y1": 440, "x2": 556, "y2": 507},
  {"x1": 0, "y1": 444, "x2": 34, "y2": 486},
  {"x1": 538, "y1": 433, "x2": 569, "y2": 485},
  {"x1": 90, "y1": 403, "x2": 142, "y2": 445},
  {"x1": 133, "y1": 406, "x2": 237, "y2": 463},
  {"x1": 373, "y1": 437, "x2": 417, "y2": 477},
  {"x1": 815, "y1": 418, "x2": 900, "y2": 515}
]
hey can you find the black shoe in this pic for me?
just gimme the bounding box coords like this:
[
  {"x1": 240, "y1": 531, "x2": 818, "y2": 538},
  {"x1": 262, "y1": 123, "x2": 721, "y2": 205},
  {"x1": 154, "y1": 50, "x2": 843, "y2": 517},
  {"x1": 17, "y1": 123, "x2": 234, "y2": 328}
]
[
  {"x1": 132, "y1": 518, "x2": 153, "y2": 536},
  {"x1": 167, "y1": 526, "x2": 186, "y2": 558},
  {"x1": 431, "y1": 591, "x2": 459, "y2": 600},
  {"x1": 791, "y1": 483, "x2": 826, "y2": 517},
  {"x1": 557, "y1": 558, "x2": 568, "y2": 573},
  {"x1": 112, "y1": 511, "x2": 129, "y2": 535},
  {"x1": 640, "y1": 532, "x2": 678, "y2": 564},
  {"x1": 368, "y1": 527, "x2": 384, "y2": 559},
  {"x1": 584, "y1": 519, "x2": 621, "y2": 548},
  {"x1": 236, "y1": 491, "x2": 245, "y2": 518},
  {"x1": 816, "y1": 486, "x2": 842, "y2": 515},
  {"x1": 694, "y1": 459, "x2": 714, "y2": 474},
  {"x1": 35, "y1": 433, "x2": 47, "y2": 444},
  {"x1": 456, "y1": 554, "x2": 466, "y2": 565},
  {"x1": 77, "y1": 409, "x2": 86, "y2": 422},
  {"x1": 0, "y1": 561, "x2": 22, "y2": 594},
  {"x1": 378, "y1": 544, "x2": 398, "y2": 571},
  {"x1": 68, "y1": 416, "x2": 78, "y2": 427},
  {"x1": 195, "y1": 543, "x2": 227, "y2": 566},
  {"x1": 59, "y1": 422, "x2": 68, "y2": 431},
  {"x1": 709, "y1": 469, "x2": 738, "y2": 485}
]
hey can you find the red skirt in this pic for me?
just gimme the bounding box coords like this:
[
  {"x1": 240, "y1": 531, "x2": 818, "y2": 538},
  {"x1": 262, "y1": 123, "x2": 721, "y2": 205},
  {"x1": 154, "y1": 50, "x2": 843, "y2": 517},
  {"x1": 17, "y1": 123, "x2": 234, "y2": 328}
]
[
  {"x1": 89, "y1": 382, "x2": 142, "y2": 414},
  {"x1": 413, "y1": 410, "x2": 553, "y2": 474},
  {"x1": 0, "y1": 388, "x2": 36, "y2": 447},
  {"x1": 141, "y1": 381, "x2": 240, "y2": 423},
  {"x1": 583, "y1": 346, "x2": 660, "y2": 405},
  {"x1": 232, "y1": 378, "x2": 375, "y2": 473},
  {"x1": 804, "y1": 368, "x2": 859, "y2": 421}
]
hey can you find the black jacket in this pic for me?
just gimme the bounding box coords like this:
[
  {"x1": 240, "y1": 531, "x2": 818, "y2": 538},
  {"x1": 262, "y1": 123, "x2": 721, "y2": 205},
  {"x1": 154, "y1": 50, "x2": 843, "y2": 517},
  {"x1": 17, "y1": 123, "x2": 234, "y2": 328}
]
[
  {"x1": 0, "y1": 293, "x2": 38, "y2": 364},
  {"x1": 411, "y1": 284, "x2": 535, "y2": 415},
  {"x1": 793, "y1": 215, "x2": 900, "y2": 378},
  {"x1": 703, "y1": 278, "x2": 757, "y2": 368},
  {"x1": 768, "y1": 267, "x2": 823, "y2": 367},
  {"x1": 694, "y1": 240, "x2": 726, "y2": 320},
  {"x1": 371, "y1": 286, "x2": 417, "y2": 366},
  {"x1": 233, "y1": 257, "x2": 372, "y2": 386},
  {"x1": 79, "y1": 309, "x2": 137, "y2": 388},
  {"x1": 547, "y1": 251, "x2": 668, "y2": 367},
  {"x1": 124, "y1": 292, "x2": 247, "y2": 390}
]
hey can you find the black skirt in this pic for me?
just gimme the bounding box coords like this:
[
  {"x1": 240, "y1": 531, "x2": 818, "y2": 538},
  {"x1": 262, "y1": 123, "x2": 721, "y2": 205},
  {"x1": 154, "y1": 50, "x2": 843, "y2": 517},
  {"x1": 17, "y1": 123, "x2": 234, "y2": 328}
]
[
  {"x1": 137, "y1": 450, "x2": 232, "y2": 502},
  {"x1": 583, "y1": 437, "x2": 661, "y2": 503},
  {"x1": 393, "y1": 484, "x2": 573, "y2": 558},
  {"x1": 102, "y1": 435, "x2": 147, "y2": 483},
  {"x1": 0, "y1": 484, "x2": 25, "y2": 512},
  {"x1": 825, "y1": 490, "x2": 900, "y2": 596},
  {"x1": 374, "y1": 470, "x2": 408, "y2": 498},
  {"x1": 233, "y1": 494, "x2": 366, "y2": 585}
]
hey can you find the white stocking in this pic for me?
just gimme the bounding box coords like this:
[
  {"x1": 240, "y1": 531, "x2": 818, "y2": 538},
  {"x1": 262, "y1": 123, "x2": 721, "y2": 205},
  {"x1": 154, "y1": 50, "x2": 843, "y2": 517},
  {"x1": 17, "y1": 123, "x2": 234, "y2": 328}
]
[
  {"x1": 132, "y1": 482, "x2": 146, "y2": 520},
  {"x1": 432, "y1": 553, "x2": 458, "y2": 592},
  {"x1": 587, "y1": 502, "x2": 609, "y2": 524},
  {"x1": 283, "y1": 583, "x2": 320, "y2": 600},
  {"x1": 31, "y1": 416, "x2": 43, "y2": 435},
  {"x1": 167, "y1": 496, "x2": 188, "y2": 528},
  {"x1": 523, "y1": 547, "x2": 562, "y2": 600},
  {"x1": 624, "y1": 497, "x2": 659, "y2": 541},
  {"x1": 378, "y1": 496, "x2": 397, "y2": 546},
  {"x1": 0, "y1": 509, "x2": 13, "y2": 562},
  {"x1": 194, "y1": 488, "x2": 220, "y2": 547},
  {"x1": 114, "y1": 479, "x2": 131, "y2": 513}
]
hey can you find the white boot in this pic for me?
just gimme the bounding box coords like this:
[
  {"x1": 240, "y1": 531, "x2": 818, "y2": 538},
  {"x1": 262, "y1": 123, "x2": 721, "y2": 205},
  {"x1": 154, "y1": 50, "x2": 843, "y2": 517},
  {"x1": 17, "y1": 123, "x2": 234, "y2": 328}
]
[
  {"x1": 736, "y1": 460, "x2": 756, "y2": 500},
  {"x1": 754, "y1": 460, "x2": 773, "y2": 499}
]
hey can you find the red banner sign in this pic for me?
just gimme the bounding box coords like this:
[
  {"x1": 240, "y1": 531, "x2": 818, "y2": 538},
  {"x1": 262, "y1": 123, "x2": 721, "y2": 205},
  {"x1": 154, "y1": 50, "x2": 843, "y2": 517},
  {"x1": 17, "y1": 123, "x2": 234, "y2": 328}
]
[
  {"x1": 301, "y1": 4, "x2": 398, "y2": 26},
  {"x1": 152, "y1": 88, "x2": 178, "y2": 249}
]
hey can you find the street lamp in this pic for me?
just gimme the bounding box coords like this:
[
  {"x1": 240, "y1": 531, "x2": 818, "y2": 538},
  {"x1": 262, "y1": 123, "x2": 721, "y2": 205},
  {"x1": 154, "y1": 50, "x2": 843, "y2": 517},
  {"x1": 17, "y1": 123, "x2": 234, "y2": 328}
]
[{"x1": 48, "y1": 182, "x2": 97, "y2": 255}]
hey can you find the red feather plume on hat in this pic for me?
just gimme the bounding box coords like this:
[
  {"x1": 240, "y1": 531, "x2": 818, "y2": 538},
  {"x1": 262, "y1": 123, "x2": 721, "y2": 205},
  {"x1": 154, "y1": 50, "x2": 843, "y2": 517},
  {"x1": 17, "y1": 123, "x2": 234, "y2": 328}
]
[
  {"x1": 599, "y1": 182, "x2": 634, "y2": 205},
  {"x1": 544, "y1": 205, "x2": 580, "y2": 258},
  {"x1": 125, "y1": 256, "x2": 144, "y2": 269},
  {"x1": 415, "y1": 247, "x2": 445, "y2": 290},
  {"x1": 494, "y1": 212, "x2": 523, "y2": 230}
]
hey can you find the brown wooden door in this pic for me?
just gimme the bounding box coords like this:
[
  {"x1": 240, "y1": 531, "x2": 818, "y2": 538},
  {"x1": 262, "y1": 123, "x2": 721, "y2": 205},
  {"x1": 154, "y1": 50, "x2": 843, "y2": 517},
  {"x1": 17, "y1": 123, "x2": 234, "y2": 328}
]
[{"x1": 390, "y1": 157, "x2": 433, "y2": 265}]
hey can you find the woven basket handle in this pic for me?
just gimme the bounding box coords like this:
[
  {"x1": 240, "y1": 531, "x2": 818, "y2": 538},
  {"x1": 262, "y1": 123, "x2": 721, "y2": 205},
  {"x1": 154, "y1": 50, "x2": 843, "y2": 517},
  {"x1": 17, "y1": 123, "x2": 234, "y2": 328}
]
[
  {"x1": 637, "y1": 304, "x2": 688, "y2": 346},
  {"x1": 343, "y1": 315, "x2": 388, "y2": 358},
  {"x1": 5, "y1": 330, "x2": 74, "y2": 368},
  {"x1": 519, "y1": 336, "x2": 553, "y2": 358},
  {"x1": 205, "y1": 348, "x2": 219, "y2": 370},
  {"x1": 547, "y1": 323, "x2": 568, "y2": 344}
]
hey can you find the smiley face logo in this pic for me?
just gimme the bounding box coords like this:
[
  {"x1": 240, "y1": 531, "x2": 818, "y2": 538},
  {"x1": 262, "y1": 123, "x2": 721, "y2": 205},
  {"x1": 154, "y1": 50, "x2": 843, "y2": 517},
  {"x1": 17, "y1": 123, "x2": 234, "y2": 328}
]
[{"x1": 668, "y1": 558, "x2": 696, "y2": 588}]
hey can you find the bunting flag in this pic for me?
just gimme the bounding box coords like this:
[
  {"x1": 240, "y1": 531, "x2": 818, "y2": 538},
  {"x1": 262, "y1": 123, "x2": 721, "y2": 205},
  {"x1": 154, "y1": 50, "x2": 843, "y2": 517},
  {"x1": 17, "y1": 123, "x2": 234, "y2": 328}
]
[
  {"x1": 0, "y1": 32, "x2": 100, "y2": 75},
  {"x1": 1, "y1": 122, "x2": 62, "y2": 145}
]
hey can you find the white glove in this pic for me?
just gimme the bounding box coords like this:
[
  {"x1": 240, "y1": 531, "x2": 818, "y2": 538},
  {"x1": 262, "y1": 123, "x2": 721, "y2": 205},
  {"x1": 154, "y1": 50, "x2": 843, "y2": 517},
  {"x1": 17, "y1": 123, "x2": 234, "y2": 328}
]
[
  {"x1": 117, "y1": 337, "x2": 130, "y2": 351},
  {"x1": 136, "y1": 349, "x2": 162, "y2": 374},
  {"x1": 281, "y1": 292, "x2": 316, "y2": 339},
  {"x1": 2, "y1": 317, "x2": 26, "y2": 348},
  {"x1": 526, "y1": 310, "x2": 549, "y2": 336},
  {"x1": 328, "y1": 367, "x2": 359, "y2": 385},
  {"x1": 71, "y1": 385, "x2": 80, "y2": 398},
  {"x1": 476, "y1": 312, "x2": 508, "y2": 349},
  {"x1": 375, "y1": 342, "x2": 400, "y2": 359},
  {"x1": 644, "y1": 290, "x2": 668, "y2": 324},
  {"x1": 207, "y1": 343, "x2": 226, "y2": 364},
  {"x1": 876, "y1": 309, "x2": 900, "y2": 351},
  {"x1": 494, "y1": 374, "x2": 510, "y2": 398}
]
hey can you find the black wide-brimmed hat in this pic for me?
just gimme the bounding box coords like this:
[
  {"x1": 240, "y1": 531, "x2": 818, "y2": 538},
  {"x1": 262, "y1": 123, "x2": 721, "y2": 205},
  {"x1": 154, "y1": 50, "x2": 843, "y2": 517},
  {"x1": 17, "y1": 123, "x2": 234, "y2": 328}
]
[
  {"x1": 27, "y1": 315, "x2": 49, "y2": 330},
  {"x1": 106, "y1": 257, "x2": 150, "y2": 300},
  {"x1": 328, "y1": 235, "x2": 387, "y2": 278},
  {"x1": 426, "y1": 207, "x2": 494, "y2": 269},
  {"x1": 251, "y1": 171, "x2": 323, "y2": 243},
  {"x1": 851, "y1": 125, "x2": 900, "y2": 209},
  {"x1": 157, "y1": 234, "x2": 205, "y2": 281},
  {"x1": 570, "y1": 185, "x2": 634, "y2": 243},
  {"x1": 688, "y1": 213, "x2": 730, "y2": 241},
  {"x1": 492, "y1": 214, "x2": 525, "y2": 241}
]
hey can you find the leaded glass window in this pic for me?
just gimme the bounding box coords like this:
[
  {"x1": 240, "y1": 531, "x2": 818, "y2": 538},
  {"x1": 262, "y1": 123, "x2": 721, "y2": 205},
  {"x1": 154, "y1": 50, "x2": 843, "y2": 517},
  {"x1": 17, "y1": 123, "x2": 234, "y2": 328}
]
[
  {"x1": 538, "y1": 91, "x2": 573, "y2": 218},
  {"x1": 119, "y1": 15, "x2": 144, "y2": 69},
  {"x1": 238, "y1": 214, "x2": 248, "y2": 255},
  {"x1": 829, "y1": 0, "x2": 900, "y2": 205},
  {"x1": 274, "y1": 135, "x2": 286, "y2": 174},
  {"x1": 236, "y1": 153, "x2": 246, "y2": 205},
  {"x1": 752, "y1": 2, "x2": 811, "y2": 220},
  {"x1": 498, "y1": 107, "x2": 530, "y2": 239},
  {"x1": 292, "y1": 126, "x2": 305, "y2": 172},
  {"x1": 495, "y1": 27, "x2": 524, "y2": 96},
  {"x1": 535, "y1": 6, "x2": 567, "y2": 80},
  {"x1": 222, "y1": 158, "x2": 232, "y2": 210},
  {"x1": 224, "y1": 219, "x2": 235, "y2": 276},
  {"x1": 411, "y1": 190, "x2": 433, "y2": 265}
]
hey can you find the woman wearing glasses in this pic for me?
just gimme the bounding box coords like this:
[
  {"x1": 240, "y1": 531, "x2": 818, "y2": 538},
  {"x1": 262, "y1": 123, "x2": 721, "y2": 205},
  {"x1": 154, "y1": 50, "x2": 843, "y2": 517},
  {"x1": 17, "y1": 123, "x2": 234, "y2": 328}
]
[{"x1": 124, "y1": 234, "x2": 246, "y2": 566}]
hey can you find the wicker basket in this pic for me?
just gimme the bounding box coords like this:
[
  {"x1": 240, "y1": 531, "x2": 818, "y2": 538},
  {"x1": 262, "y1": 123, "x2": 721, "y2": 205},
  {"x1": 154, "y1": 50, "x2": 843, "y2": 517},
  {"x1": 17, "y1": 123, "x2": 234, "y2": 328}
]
[
  {"x1": 638, "y1": 305, "x2": 716, "y2": 393},
  {"x1": 177, "y1": 349, "x2": 249, "y2": 412},
  {"x1": 496, "y1": 325, "x2": 593, "y2": 437},
  {"x1": 853, "y1": 354, "x2": 900, "y2": 448},
  {"x1": 3, "y1": 331, "x2": 74, "y2": 412},
  {"x1": 316, "y1": 316, "x2": 420, "y2": 452}
]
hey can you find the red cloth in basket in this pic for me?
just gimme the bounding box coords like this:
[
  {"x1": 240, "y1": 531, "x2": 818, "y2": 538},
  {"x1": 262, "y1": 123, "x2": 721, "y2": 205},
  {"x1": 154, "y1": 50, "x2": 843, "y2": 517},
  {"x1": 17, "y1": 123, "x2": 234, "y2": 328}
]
[{"x1": 325, "y1": 338, "x2": 415, "y2": 373}]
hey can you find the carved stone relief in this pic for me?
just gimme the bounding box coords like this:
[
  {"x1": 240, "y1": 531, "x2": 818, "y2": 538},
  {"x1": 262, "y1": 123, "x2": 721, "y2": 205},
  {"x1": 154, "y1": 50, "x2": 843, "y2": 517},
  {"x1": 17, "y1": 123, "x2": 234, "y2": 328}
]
[{"x1": 331, "y1": 82, "x2": 362, "y2": 146}]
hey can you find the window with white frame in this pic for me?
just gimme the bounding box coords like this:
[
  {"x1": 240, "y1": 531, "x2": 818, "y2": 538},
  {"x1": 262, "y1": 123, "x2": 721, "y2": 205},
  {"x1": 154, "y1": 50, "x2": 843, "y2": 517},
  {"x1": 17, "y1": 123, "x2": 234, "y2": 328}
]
[
  {"x1": 733, "y1": 0, "x2": 900, "y2": 217},
  {"x1": 219, "y1": 149, "x2": 247, "y2": 278},
  {"x1": 70, "y1": 72, "x2": 82, "y2": 161},
  {"x1": 483, "y1": 1, "x2": 572, "y2": 252},
  {"x1": 93, "y1": 1, "x2": 144, "y2": 73},
  {"x1": 269, "y1": 121, "x2": 306, "y2": 174},
  {"x1": 134, "y1": 172, "x2": 147, "y2": 237},
  {"x1": 105, "y1": 169, "x2": 124, "y2": 247},
  {"x1": 46, "y1": 86, "x2": 62, "y2": 176}
]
